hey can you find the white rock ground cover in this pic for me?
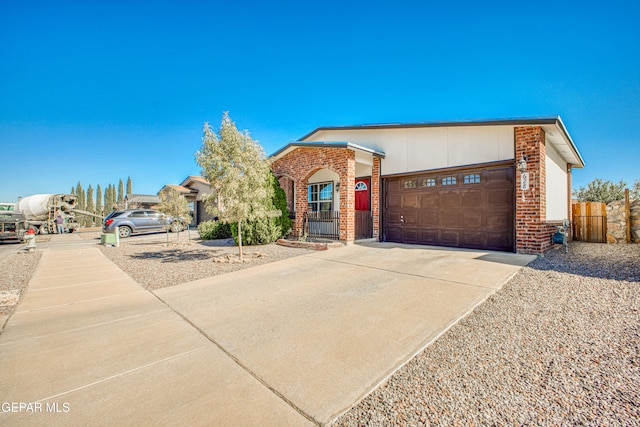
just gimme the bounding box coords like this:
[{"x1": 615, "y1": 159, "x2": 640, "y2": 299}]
[{"x1": 334, "y1": 243, "x2": 639, "y2": 426}]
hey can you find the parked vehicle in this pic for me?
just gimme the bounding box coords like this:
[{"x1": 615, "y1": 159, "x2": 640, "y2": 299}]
[
  {"x1": 0, "y1": 204, "x2": 26, "y2": 242},
  {"x1": 15, "y1": 194, "x2": 103, "y2": 234},
  {"x1": 102, "y1": 209, "x2": 187, "y2": 238}
]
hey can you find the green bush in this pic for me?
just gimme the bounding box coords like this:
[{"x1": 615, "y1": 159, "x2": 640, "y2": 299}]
[
  {"x1": 230, "y1": 218, "x2": 280, "y2": 246},
  {"x1": 229, "y1": 173, "x2": 292, "y2": 245},
  {"x1": 272, "y1": 173, "x2": 292, "y2": 237},
  {"x1": 197, "y1": 220, "x2": 232, "y2": 240}
]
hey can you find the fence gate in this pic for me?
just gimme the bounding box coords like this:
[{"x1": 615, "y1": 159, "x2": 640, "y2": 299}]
[{"x1": 572, "y1": 202, "x2": 606, "y2": 243}]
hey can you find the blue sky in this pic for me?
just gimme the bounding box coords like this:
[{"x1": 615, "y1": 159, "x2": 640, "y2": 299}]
[{"x1": 1, "y1": 0, "x2": 638, "y2": 202}]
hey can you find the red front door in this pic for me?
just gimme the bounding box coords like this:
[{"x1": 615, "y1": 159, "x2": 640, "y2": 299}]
[{"x1": 355, "y1": 178, "x2": 370, "y2": 211}]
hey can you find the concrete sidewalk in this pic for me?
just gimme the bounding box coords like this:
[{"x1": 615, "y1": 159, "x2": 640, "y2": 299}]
[
  {"x1": 0, "y1": 234, "x2": 311, "y2": 426},
  {"x1": 0, "y1": 235, "x2": 534, "y2": 426}
]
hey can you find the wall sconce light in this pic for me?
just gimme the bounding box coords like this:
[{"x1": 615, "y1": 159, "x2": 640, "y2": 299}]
[
  {"x1": 517, "y1": 156, "x2": 528, "y2": 172},
  {"x1": 335, "y1": 182, "x2": 340, "y2": 192}
]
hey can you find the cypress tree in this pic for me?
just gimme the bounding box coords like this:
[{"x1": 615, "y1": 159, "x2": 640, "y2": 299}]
[
  {"x1": 86, "y1": 185, "x2": 95, "y2": 226},
  {"x1": 126, "y1": 176, "x2": 132, "y2": 196},
  {"x1": 96, "y1": 185, "x2": 103, "y2": 218},
  {"x1": 117, "y1": 179, "x2": 124, "y2": 204}
]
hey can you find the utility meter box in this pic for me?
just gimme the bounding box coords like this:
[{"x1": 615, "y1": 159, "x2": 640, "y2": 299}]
[{"x1": 100, "y1": 233, "x2": 117, "y2": 246}]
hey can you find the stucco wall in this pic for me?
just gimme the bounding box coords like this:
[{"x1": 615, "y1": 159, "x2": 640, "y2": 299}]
[
  {"x1": 545, "y1": 142, "x2": 569, "y2": 221},
  {"x1": 305, "y1": 126, "x2": 515, "y2": 176}
]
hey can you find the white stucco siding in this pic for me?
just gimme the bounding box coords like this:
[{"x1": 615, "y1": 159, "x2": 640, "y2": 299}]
[
  {"x1": 545, "y1": 142, "x2": 569, "y2": 221},
  {"x1": 306, "y1": 126, "x2": 515, "y2": 175}
]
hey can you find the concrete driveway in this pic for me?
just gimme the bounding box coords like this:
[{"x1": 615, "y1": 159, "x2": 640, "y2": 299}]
[
  {"x1": 0, "y1": 237, "x2": 534, "y2": 426},
  {"x1": 154, "y1": 242, "x2": 535, "y2": 424}
]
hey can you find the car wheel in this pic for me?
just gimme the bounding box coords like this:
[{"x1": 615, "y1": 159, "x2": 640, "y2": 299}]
[
  {"x1": 118, "y1": 226, "x2": 132, "y2": 238},
  {"x1": 170, "y1": 221, "x2": 184, "y2": 233}
]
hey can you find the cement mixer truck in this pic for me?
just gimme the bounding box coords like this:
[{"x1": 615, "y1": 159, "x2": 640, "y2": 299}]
[{"x1": 15, "y1": 194, "x2": 103, "y2": 234}]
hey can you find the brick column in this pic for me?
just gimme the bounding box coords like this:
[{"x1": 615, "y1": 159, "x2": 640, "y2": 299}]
[
  {"x1": 294, "y1": 178, "x2": 307, "y2": 237},
  {"x1": 371, "y1": 156, "x2": 381, "y2": 240},
  {"x1": 339, "y1": 152, "x2": 356, "y2": 242},
  {"x1": 515, "y1": 126, "x2": 554, "y2": 254}
]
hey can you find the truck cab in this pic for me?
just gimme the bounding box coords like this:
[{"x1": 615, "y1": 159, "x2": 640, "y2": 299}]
[{"x1": 0, "y1": 203, "x2": 26, "y2": 242}]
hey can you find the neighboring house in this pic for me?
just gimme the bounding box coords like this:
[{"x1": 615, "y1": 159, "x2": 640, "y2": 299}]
[
  {"x1": 271, "y1": 117, "x2": 585, "y2": 254},
  {"x1": 124, "y1": 194, "x2": 160, "y2": 210},
  {"x1": 158, "y1": 176, "x2": 215, "y2": 225}
]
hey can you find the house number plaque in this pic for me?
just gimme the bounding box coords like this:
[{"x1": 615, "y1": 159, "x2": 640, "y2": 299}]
[{"x1": 520, "y1": 172, "x2": 530, "y2": 190}]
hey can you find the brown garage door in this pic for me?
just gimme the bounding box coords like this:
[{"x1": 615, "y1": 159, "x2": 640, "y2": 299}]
[{"x1": 384, "y1": 165, "x2": 514, "y2": 251}]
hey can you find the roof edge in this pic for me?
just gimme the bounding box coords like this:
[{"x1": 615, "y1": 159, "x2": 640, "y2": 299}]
[
  {"x1": 299, "y1": 116, "x2": 562, "y2": 141},
  {"x1": 270, "y1": 141, "x2": 385, "y2": 160}
]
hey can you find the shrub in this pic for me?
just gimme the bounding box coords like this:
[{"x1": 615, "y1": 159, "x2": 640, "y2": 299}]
[
  {"x1": 228, "y1": 172, "x2": 292, "y2": 246},
  {"x1": 271, "y1": 173, "x2": 292, "y2": 237},
  {"x1": 230, "y1": 218, "x2": 280, "y2": 246},
  {"x1": 197, "y1": 220, "x2": 232, "y2": 240}
]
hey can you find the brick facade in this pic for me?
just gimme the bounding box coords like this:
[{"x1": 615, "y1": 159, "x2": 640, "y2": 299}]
[
  {"x1": 272, "y1": 147, "x2": 380, "y2": 242},
  {"x1": 514, "y1": 126, "x2": 563, "y2": 254},
  {"x1": 273, "y1": 126, "x2": 571, "y2": 253}
]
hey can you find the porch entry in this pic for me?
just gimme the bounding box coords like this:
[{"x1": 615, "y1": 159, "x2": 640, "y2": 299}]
[
  {"x1": 355, "y1": 177, "x2": 373, "y2": 239},
  {"x1": 306, "y1": 181, "x2": 339, "y2": 239}
]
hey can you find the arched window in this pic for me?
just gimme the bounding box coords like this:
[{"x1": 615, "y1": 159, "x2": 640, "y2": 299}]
[{"x1": 355, "y1": 181, "x2": 368, "y2": 191}]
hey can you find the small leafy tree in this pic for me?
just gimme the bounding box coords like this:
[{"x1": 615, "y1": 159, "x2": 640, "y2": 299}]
[
  {"x1": 228, "y1": 173, "x2": 292, "y2": 245},
  {"x1": 196, "y1": 112, "x2": 279, "y2": 260},
  {"x1": 573, "y1": 178, "x2": 628, "y2": 204},
  {"x1": 632, "y1": 179, "x2": 640, "y2": 200},
  {"x1": 158, "y1": 187, "x2": 192, "y2": 243}
]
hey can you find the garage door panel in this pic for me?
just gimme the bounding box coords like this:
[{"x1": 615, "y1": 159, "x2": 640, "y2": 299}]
[
  {"x1": 385, "y1": 209, "x2": 403, "y2": 226},
  {"x1": 441, "y1": 209, "x2": 461, "y2": 227},
  {"x1": 386, "y1": 226, "x2": 403, "y2": 242},
  {"x1": 460, "y1": 190, "x2": 483, "y2": 207},
  {"x1": 440, "y1": 192, "x2": 459, "y2": 207},
  {"x1": 485, "y1": 168, "x2": 514, "y2": 185},
  {"x1": 403, "y1": 194, "x2": 419, "y2": 208},
  {"x1": 418, "y1": 229, "x2": 439, "y2": 245},
  {"x1": 403, "y1": 228, "x2": 419, "y2": 244},
  {"x1": 487, "y1": 232, "x2": 513, "y2": 248},
  {"x1": 387, "y1": 194, "x2": 402, "y2": 208},
  {"x1": 384, "y1": 166, "x2": 514, "y2": 252},
  {"x1": 404, "y1": 209, "x2": 418, "y2": 225},
  {"x1": 419, "y1": 210, "x2": 438, "y2": 226},
  {"x1": 460, "y1": 231, "x2": 486, "y2": 248},
  {"x1": 486, "y1": 211, "x2": 512, "y2": 228},
  {"x1": 461, "y1": 210, "x2": 484, "y2": 228},
  {"x1": 439, "y1": 230, "x2": 459, "y2": 246},
  {"x1": 486, "y1": 189, "x2": 512, "y2": 206},
  {"x1": 419, "y1": 192, "x2": 439, "y2": 208}
]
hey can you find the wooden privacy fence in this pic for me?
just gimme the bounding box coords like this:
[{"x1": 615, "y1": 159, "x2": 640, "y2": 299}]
[{"x1": 572, "y1": 202, "x2": 606, "y2": 243}]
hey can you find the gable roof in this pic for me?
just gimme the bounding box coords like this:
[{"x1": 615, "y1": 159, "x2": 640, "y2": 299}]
[
  {"x1": 270, "y1": 141, "x2": 386, "y2": 163},
  {"x1": 180, "y1": 176, "x2": 210, "y2": 187}
]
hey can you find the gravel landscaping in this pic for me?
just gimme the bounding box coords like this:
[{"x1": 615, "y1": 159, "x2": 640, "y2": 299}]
[
  {"x1": 0, "y1": 250, "x2": 42, "y2": 317},
  {"x1": 334, "y1": 242, "x2": 640, "y2": 427},
  {"x1": 93, "y1": 232, "x2": 315, "y2": 290}
]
